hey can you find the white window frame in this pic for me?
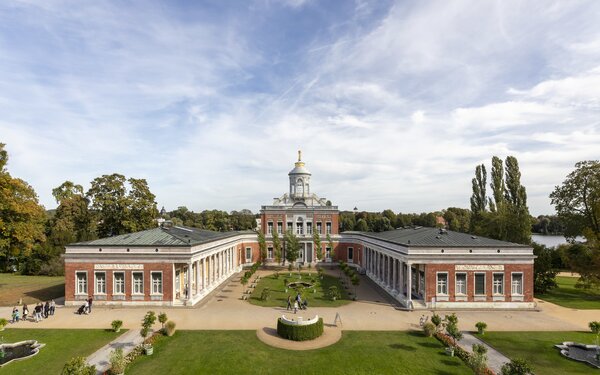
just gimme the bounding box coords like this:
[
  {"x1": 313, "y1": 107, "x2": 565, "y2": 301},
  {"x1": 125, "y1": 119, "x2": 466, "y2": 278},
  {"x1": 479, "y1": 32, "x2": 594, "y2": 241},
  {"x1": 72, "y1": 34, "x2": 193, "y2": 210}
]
[
  {"x1": 326, "y1": 222, "x2": 332, "y2": 234},
  {"x1": 267, "y1": 247, "x2": 273, "y2": 259},
  {"x1": 348, "y1": 247, "x2": 354, "y2": 263},
  {"x1": 511, "y1": 272, "x2": 523, "y2": 295},
  {"x1": 455, "y1": 272, "x2": 467, "y2": 295},
  {"x1": 296, "y1": 222, "x2": 303, "y2": 235},
  {"x1": 245, "y1": 247, "x2": 252, "y2": 262},
  {"x1": 94, "y1": 271, "x2": 106, "y2": 295},
  {"x1": 306, "y1": 222, "x2": 312, "y2": 235},
  {"x1": 474, "y1": 272, "x2": 486, "y2": 296},
  {"x1": 317, "y1": 222, "x2": 322, "y2": 234},
  {"x1": 75, "y1": 271, "x2": 87, "y2": 295},
  {"x1": 277, "y1": 222, "x2": 282, "y2": 234},
  {"x1": 267, "y1": 222, "x2": 273, "y2": 235},
  {"x1": 436, "y1": 272, "x2": 448, "y2": 295},
  {"x1": 151, "y1": 271, "x2": 163, "y2": 295},
  {"x1": 132, "y1": 271, "x2": 144, "y2": 295},
  {"x1": 325, "y1": 246, "x2": 331, "y2": 259},
  {"x1": 493, "y1": 273, "x2": 504, "y2": 295},
  {"x1": 113, "y1": 271, "x2": 125, "y2": 295},
  {"x1": 287, "y1": 222, "x2": 293, "y2": 233}
]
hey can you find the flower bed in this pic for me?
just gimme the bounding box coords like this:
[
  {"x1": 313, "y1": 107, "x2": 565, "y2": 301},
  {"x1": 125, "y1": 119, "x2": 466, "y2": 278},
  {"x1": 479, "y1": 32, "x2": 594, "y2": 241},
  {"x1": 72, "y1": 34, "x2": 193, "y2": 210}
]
[
  {"x1": 277, "y1": 317, "x2": 324, "y2": 341},
  {"x1": 434, "y1": 332, "x2": 496, "y2": 375}
]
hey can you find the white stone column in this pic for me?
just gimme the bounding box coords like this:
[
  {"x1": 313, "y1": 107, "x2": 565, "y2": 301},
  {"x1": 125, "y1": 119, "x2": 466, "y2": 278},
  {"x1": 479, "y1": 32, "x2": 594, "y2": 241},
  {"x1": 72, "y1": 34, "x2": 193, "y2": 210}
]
[
  {"x1": 202, "y1": 257, "x2": 207, "y2": 290},
  {"x1": 392, "y1": 258, "x2": 397, "y2": 293},
  {"x1": 406, "y1": 263, "x2": 412, "y2": 307},
  {"x1": 186, "y1": 262, "x2": 192, "y2": 301}
]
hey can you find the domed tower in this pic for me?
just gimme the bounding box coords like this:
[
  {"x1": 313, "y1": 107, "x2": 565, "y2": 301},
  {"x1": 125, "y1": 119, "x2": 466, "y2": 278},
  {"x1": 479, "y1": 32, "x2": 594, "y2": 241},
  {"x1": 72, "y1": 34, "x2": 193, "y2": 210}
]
[{"x1": 289, "y1": 150, "x2": 311, "y2": 199}]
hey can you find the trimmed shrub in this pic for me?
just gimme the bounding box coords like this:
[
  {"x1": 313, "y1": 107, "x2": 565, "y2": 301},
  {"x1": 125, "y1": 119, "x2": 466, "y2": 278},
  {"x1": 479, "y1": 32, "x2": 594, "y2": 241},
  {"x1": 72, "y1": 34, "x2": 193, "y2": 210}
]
[
  {"x1": 423, "y1": 322, "x2": 436, "y2": 337},
  {"x1": 165, "y1": 320, "x2": 176, "y2": 337},
  {"x1": 277, "y1": 317, "x2": 324, "y2": 341},
  {"x1": 475, "y1": 321, "x2": 487, "y2": 335},
  {"x1": 501, "y1": 358, "x2": 533, "y2": 375},
  {"x1": 111, "y1": 320, "x2": 123, "y2": 332},
  {"x1": 62, "y1": 356, "x2": 96, "y2": 375}
]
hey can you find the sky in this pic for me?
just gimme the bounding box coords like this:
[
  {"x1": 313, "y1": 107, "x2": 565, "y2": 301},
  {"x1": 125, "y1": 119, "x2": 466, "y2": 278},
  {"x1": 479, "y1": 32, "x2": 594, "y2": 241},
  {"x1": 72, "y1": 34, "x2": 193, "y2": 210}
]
[{"x1": 1, "y1": 0, "x2": 599, "y2": 216}]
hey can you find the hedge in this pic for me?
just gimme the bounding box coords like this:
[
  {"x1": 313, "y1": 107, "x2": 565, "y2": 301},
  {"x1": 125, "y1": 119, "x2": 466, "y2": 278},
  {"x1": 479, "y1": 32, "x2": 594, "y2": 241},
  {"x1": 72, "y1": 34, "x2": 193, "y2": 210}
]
[{"x1": 277, "y1": 317, "x2": 324, "y2": 341}]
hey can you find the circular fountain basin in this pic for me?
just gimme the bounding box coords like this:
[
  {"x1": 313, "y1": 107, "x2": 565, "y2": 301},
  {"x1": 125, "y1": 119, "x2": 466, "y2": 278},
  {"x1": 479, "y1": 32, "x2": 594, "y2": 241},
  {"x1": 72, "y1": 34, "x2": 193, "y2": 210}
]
[{"x1": 0, "y1": 340, "x2": 45, "y2": 367}]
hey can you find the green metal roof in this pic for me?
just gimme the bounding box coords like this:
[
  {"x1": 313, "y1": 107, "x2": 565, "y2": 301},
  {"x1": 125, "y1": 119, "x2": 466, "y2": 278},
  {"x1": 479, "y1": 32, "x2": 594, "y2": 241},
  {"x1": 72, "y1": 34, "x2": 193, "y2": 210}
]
[
  {"x1": 345, "y1": 227, "x2": 529, "y2": 248},
  {"x1": 70, "y1": 226, "x2": 253, "y2": 247}
]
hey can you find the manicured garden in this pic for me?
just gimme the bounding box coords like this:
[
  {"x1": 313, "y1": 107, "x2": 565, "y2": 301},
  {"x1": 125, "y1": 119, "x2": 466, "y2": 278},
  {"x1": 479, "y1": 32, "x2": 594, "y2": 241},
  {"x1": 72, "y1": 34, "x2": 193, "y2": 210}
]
[
  {"x1": 247, "y1": 271, "x2": 351, "y2": 307},
  {"x1": 0, "y1": 328, "x2": 123, "y2": 374},
  {"x1": 537, "y1": 276, "x2": 600, "y2": 309},
  {"x1": 0, "y1": 273, "x2": 64, "y2": 306},
  {"x1": 478, "y1": 331, "x2": 598, "y2": 374},
  {"x1": 126, "y1": 330, "x2": 472, "y2": 374}
]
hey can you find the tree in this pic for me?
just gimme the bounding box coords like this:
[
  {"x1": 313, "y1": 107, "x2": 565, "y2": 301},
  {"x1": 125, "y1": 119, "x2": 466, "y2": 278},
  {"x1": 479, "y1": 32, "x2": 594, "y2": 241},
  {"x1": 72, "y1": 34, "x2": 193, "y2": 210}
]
[
  {"x1": 561, "y1": 243, "x2": 600, "y2": 288},
  {"x1": 313, "y1": 231, "x2": 322, "y2": 261},
  {"x1": 351, "y1": 273, "x2": 360, "y2": 300},
  {"x1": 62, "y1": 356, "x2": 96, "y2": 375},
  {"x1": 503, "y1": 156, "x2": 531, "y2": 244},
  {"x1": 532, "y1": 243, "x2": 557, "y2": 293},
  {"x1": 257, "y1": 231, "x2": 267, "y2": 262},
  {"x1": 87, "y1": 174, "x2": 158, "y2": 237},
  {"x1": 284, "y1": 232, "x2": 300, "y2": 265},
  {"x1": 327, "y1": 233, "x2": 335, "y2": 261},
  {"x1": 354, "y1": 219, "x2": 369, "y2": 232},
  {"x1": 0, "y1": 144, "x2": 47, "y2": 271},
  {"x1": 272, "y1": 229, "x2": 282, "y2": 265},
  {"x1": 52, "y1": 181, "x2": 84, "y2": 204},
  {"x1": 550, "y1": 161, "x2": 600, "y2": 242}
]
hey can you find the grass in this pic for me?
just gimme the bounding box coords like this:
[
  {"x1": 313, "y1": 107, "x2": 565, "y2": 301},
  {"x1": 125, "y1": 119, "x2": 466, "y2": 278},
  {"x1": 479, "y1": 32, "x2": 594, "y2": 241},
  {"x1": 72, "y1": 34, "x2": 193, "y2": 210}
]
[
  {"x1": 0, "y1": 273, "x2": 65, "y2": 306},
  {"x1": 478, "y1": 331, "x2": 598, "y2": 375},
  {"x1": 0, "y1": 328, "x2": 123, "y2": 373},
  {"x1": 538, "y1": 276, "x2": 600, "y2": 309},
  {"x1": 126, "y1": 330, "x2": 471, "y2": 375},
  {"x1": 247, "y1": 271, "x2": 351, "y2": 307}
]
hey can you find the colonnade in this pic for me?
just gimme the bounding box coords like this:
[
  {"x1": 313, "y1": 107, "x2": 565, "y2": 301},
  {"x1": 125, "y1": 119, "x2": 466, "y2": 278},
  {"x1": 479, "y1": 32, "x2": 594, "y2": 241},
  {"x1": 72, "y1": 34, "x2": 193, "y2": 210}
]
[
  {"x1": 364, "y1": 247, "x2": 415, "y2": 306},
  {"x1": 185, "y1": 246, "x2": 237, "y2": 303}
]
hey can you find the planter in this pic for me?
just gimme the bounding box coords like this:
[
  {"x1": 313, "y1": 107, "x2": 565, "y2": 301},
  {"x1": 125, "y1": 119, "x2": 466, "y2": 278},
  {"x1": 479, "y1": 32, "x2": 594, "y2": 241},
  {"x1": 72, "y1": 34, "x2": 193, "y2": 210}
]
[
  {"x1": 445, "y1": 347, "x2": 454, "y2": 357},
  {"x1": 144, "y1": 345, "x2": 154, "y2": 355}
]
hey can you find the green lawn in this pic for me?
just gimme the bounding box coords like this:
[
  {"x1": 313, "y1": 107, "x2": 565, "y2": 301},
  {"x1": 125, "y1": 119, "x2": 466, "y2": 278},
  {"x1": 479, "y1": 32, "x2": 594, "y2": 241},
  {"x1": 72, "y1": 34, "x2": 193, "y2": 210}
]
[
  {"x1": 478, "y1": 331, "x2": 598, "y2": 375},
  {"x1": 126, "y1": 330, "x2": 471, "y2": 375},
  {"x1": 247, "y1": 272, "x2": 351, "y2": 307},
  {"x1": 0, "y1": 328, "x2": 123, "y2": 373},
  {"x1": 0, "y1": 273, "x2": 64, "y2": 306},
  {"x1": 538, "y1": 276, "x2": 600, "y2": 309}
]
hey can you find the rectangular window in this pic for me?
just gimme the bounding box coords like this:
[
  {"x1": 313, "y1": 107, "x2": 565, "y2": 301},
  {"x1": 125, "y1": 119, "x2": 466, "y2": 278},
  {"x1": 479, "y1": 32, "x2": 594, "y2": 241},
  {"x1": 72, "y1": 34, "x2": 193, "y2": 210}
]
[
  {"x1": 113, "y1": 272, "x2": 125, "y2": 294},
  {"x1": 151, "y1": 272, "x2": 163, "y2": 294},
  {"x1": 267, "y1": 247, "x2": 273, "y2": 259},
  {"x1": 246, "y1": 247, "x2": 252, "y2": 261},
  {"x1": 287, "y1": 222, "x2": 293, "y2": 232},
  {"x1": 455, "y1": 273, "x2": 467, "y2": 295},
  {"x1": 277, "y1": 222, "x2": 282, "y2": 234},
  {"x1": 76, "y1": 272, "x2": 87, "y2": 295},
  {"x1": 94, "y1": 272, "x2": 106, "y2": 294},
  {"x1": 132, "y1": 272, "x2": 144, "y2": 295},
  {"x1": 437, "y1": 273, "x2": 448, "y2": 295},
  {"x1": 493, "y1": 273, "x2": 504, "y2": 295},
  {"x1": 317, "y1": 222, "x2": 322, "y2": 234},
  {"x1": 326, "y1": 222, "x2": 332, "y2": 234},
  {"x1": 348, "y1": 247, "x2": 353, "y2": 262},
  {"x1": 296, "y1": 222, "x2": 303, "y2": 235},
  {"x1": 325, "y1": 247, "x2": 331, "y2": 259},
  {"x1": 511, "y1": 273, "x2": 523, "y2": 295},
  {"x1": 267, "y1": 222, "x2": 273, "y2": 234},
  {"x1": 475, "y1": 273, "x2": 486, "y2": 295},
  {"x1": 306, "y1": 222, "x2": 312, "y2": 235}
]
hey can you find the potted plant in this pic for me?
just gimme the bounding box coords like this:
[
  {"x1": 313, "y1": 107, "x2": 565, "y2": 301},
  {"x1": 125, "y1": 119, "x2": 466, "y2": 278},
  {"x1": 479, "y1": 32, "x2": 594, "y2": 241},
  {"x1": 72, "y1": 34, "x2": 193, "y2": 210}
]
[
  {"x1": 165, "y1": 320, "x2": 177, "y2": 337},
  {"x1": 475, "y1": 321, "x2": 487, "y2": 335},
  {"x1": 328, "y1": 285, "x2": 340, "y2": 301},
  {"x1": 111, "y1": 320, "x2": 123, "y2": 333},
  {"x1": 0, "y1": 318, "x2": 8, "y2": 331},
  {"x1": 140, "y1": 311, "x2": 156, "y2": 355},
  {"x1": 288, "y1": 264, "x2": 293, "y2": 276},
  {"x1": 109, "y1": 347, "x2": 126, "y2": 375},
  {"x1": 158, "y1": 313, "x2": 168, "y2": 332}
]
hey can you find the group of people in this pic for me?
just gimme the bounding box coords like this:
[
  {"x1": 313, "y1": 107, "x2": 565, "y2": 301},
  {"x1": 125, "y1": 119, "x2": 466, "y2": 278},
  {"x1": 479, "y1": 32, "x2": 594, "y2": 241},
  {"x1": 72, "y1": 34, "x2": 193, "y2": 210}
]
[
  {"x1": 286, "y1": 293, "x2": 308, "y2": 313},
  {"x1": 76, "y1": 296, "x2": 94, "y2": 315},
  {"x1": 11, "y1": 300, "x2": 56, "y2": 323}
]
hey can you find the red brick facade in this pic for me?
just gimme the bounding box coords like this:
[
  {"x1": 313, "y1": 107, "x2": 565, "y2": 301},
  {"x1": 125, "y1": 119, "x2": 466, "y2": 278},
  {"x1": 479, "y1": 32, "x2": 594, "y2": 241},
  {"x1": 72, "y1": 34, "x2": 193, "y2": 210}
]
[{"x1": 424, "y1": 263, "x2": 533, "y2": 303}]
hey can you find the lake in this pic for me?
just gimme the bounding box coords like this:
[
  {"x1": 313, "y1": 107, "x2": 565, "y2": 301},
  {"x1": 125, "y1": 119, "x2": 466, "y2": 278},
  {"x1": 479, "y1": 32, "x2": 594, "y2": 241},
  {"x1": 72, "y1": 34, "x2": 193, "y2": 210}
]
[{"x1": 531, "y1": 234, "x2": 584, "y2": 248}]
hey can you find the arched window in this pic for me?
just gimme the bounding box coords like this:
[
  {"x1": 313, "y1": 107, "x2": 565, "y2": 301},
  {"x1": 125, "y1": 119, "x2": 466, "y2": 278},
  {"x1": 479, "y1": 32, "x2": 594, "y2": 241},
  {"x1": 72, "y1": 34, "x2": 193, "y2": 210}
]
[{"x1": 296, "y1": 179, "x2": 304, "y2": 195}]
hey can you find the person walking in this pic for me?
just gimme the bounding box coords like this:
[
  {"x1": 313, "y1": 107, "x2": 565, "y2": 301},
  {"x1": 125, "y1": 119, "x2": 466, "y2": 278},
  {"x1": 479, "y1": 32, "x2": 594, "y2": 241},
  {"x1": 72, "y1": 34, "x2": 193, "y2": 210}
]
[
  {"x1": 44, "y1": 301, "x2": 50, "y2": 318},
  {"x1": 83, "y1": 299, "x2": 89, "y2": 314},
  {"x1": 293, "y1": 300, "x2": 298, "y2": 314},
  {"x1": 286, "y1": 295, "x2": 292, "y2": 310},
  {"x1": 50, "y1": 299, "x2": 56, "y2": 316},
  {"x1": 34, "y1": 304, "x2": 42, "y2": 322},
  {"x1": 87, "y1": 296, "x2": 93, "y2": 314},
  {"x1": 22, "y1": 304, "x2": 29, "y2": 321}
]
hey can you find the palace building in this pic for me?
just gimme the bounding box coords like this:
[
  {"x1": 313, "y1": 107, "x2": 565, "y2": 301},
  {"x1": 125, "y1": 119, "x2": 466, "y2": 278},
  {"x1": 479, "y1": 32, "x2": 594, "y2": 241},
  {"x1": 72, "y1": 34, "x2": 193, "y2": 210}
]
[{"x1": 64, "y1": 153, "x2": 535, "y2": 309}]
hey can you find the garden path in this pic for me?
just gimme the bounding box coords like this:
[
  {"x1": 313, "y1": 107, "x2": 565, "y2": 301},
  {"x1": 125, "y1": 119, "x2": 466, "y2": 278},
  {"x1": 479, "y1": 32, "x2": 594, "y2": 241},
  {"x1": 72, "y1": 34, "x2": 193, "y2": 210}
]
[
  {"x1": 86, "y1": 328, "x2": 144, "y2": 374},
  {"x1": 457, "y1": 331, "x2": 510, "y2": 374}
]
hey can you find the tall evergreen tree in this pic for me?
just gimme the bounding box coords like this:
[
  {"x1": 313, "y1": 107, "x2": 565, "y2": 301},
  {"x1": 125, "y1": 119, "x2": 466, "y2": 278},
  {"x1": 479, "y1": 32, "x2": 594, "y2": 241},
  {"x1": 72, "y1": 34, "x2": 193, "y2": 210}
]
[
  {"x1": 272, "y1": 229, "x2": 282, "y2": 264},
  {"x1": 284, "y1": 232, "x2": 300, "y2": 265},
  {"x1": 470, "y1": 164, "x2": 487, "y2": 234},
  {"x1": 504, "y1": 156, "x2": 531, "y2": 244}
]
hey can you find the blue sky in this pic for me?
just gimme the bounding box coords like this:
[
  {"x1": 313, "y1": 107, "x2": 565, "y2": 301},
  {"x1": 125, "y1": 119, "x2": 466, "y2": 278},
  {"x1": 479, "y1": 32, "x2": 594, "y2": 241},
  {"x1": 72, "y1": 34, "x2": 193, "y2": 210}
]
[{"x1": 1, "y1": 0, "x2": 599, "y2": 215}]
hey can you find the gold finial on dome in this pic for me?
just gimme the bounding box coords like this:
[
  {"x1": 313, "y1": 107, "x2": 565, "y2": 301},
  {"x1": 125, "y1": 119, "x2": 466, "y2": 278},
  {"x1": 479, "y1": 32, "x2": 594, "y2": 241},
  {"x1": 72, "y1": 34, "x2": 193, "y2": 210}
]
[{"x1": 295, "y1": 150, "x2": 305, "y2": 167}]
